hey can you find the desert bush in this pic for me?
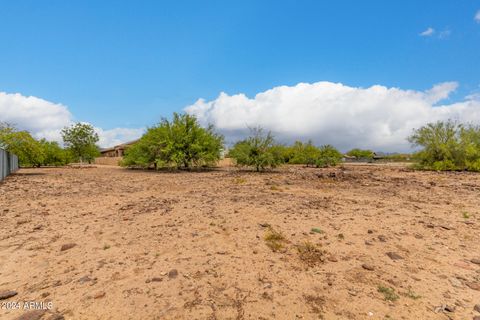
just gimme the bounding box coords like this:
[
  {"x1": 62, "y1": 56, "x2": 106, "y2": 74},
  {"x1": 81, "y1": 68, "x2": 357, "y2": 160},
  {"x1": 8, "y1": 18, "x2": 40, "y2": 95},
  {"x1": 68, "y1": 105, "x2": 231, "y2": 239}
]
[
  {"x1": 229, "y1": 127, "x2": 283, "y2": 172},
  {"x1": 408, "y1": 120, "x2": 480, "y2": 171},
  {"x1": 122, "y1": 113, "x2": 223, "y2": 169},
  {"x1": 264, "y1": 227, "x2": 287, "y2": 252},
  {"x1": 39, "y1": 139, "x2": 71, "y2": 166},
  {"x1": 296, "y1": 242, "x2": 326, "y2": 267},
  {"x1": 378, "y1": 286, "x2": 399, "y2": 302},
  {"x1": 62, "y1": 123, "x2": 100, "y2": 163},
  {"x1": 346, "y1": 148, "x2": 374, "y2": 159},
  {"x1": 316, "y1": 144, "x2": 342, "y2": 167},
  {"x1": 1, "y1": 123, "x2": 45, "y2": 167},
  {"x1": 269, "y1": 144, "x2": 290, "y2": 163},
  {"x1": 1, "y1": 123, "x2": 72, "y2": 167},
  {"x1": 288, "y1": 141, "x2": 320, "y2": 166}
]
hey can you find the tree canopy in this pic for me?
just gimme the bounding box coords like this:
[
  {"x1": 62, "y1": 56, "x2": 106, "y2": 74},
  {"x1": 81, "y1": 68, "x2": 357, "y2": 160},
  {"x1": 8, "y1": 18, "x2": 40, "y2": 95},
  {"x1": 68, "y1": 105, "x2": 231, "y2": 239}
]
[
  {"x1": 287, "y1": 141, "x2": 321, "y2": 167},
  {"x1": 229, "y1": 127, "x2": 283, "y2": 171},
  {"x1": 409, "y1": 120, "x2": 480, "y2": 171},
  {"x1": 122, "y1": 113, "x2": 223, "y2": 169},
  {"x1": 1, "y1": 123, "x2": 45, "y2": 167},
  {"x1": 316, "y1": 144, "x2": 343, "y2": 167},
  {"x1": 61, "y1": 123, "x2": 100, "y2": 163},
  {"x1": 346, "y1": 148, "x2": 374, "y2": 159}
]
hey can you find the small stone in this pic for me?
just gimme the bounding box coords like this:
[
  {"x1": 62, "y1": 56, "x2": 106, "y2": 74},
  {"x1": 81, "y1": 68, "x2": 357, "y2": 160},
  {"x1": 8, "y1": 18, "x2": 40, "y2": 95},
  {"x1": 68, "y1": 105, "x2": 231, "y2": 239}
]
[
  {"x1": 471, "y1": 259, "x2": 480, "y2": 265},
  {"x1": 151, "y1": 277, "x2": 162, "y2": 282},
  {"x1": 168, "y1": 269, "x2": 178, "y2": 279},
  {"x1": 327, "y1": 256, "x2": 338, "y2": 262},
  {"x1": 47, "y1": 314, "x2": 65, "y2": 320},
  {"x1": 444, "y1": 305, "x2": 455, "y2": 312},
  {"x1": 78, "y1": 275, "x2": 92, "y2": 284},
  {"x1": 0, "y1": 290, "x2": 18, "y2": 300},
  {"x1": 449, "y1": 277, "x2": 463, "y2": 288},
  {"x1": 367, "y1": 230, "x2": 373, "y2": 234},
  {"x1": 386, "y1": 252, "x2": 403, "y2": 260},
  {"x1": 60, "y1": 243, "x2": 77, "y2": 251},
  {"x1": 474, "y1": 304, "x2": 480, "y2": 312},
  {"x1": 378, "y1": 235, "x2": 387, "y2": 242},
  {"x1": 52, "y1": 280, "x2": 62, "y2": 287},
  {"x1": 362, "y1": 264, "x2": 375, "y2": 271},
  {"x1": 364, "y1": 240, "x2": 373, "y2": 246},
  {"x1": 93, "y1": 291, "x2": 106, "y2": 299},
  {"x1": 466, "y1": 282, "x2": 480, "y2": 291},
  {"x1": 14, "y1": 310, "x2": 46, "y2": 320},
  {"x1": 40, "y1": 292, "x2": 50, "y2": 298}
]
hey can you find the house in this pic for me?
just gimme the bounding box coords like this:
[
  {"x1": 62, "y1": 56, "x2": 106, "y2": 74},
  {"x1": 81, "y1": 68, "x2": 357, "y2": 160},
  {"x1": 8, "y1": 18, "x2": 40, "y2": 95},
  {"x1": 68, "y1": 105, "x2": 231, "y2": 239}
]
[{"x1": 99, "y1": 140, "x2": 138, "y2": 158}]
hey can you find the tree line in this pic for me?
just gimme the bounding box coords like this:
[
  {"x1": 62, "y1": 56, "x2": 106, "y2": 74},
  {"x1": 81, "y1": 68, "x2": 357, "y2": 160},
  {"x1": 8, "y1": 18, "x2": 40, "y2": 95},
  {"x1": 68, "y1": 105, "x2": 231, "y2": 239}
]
[
  {"x1": 0, "y1": 122, "x2": 100, "y2": 167},
  {"x1": 120, "y1": 113, "x2": 376, "y2": 171},
  {"x1": 1, "y1": 115, "x2": 479, "y2": 172}
]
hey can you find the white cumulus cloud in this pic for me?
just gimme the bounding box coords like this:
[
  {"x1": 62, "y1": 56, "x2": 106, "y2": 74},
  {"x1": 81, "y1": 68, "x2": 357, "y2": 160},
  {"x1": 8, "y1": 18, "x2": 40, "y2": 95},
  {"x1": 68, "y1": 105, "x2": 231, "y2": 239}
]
[
  {"x1": 475, "y1": 10, "x2": 480, "y2": 23},
  {"x1": 419, "y1": 27, "x2": 435, "y2": 36},
  {"x1": 185, "y1": 81, "x2": 480, "y2": 152},
  {"x1": 0, "y1": 91, "x2": 143, "y2": 148}
]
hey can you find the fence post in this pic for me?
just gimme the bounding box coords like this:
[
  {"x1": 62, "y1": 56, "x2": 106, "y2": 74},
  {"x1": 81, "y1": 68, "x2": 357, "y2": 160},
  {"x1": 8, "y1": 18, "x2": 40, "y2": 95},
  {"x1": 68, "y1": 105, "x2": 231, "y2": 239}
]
[{"x1": 0, "y1": 148, "x2": 19, "y2": 182}]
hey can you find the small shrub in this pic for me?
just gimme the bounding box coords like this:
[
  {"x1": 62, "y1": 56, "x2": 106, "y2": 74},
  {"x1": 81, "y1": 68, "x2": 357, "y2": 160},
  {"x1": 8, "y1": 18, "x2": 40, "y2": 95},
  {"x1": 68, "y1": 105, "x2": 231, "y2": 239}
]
[
  {"x1": 408, "y1": 120, "x2": 480, "y2": 172},
  {"x1": 122, "y1": 113, "x2": 223, "y2": 169},
  {"x1": 296, "y1": 242, "x2": 326, "y2": 267},
  {"x1": 233, "y1": 177, "x2": 246, "y2": 184},
  {"x1": 264, "y1": 227, "x2": 286, "y2": 252},
  {"x1": 316, "y1": 145, "x2": 342, "y2": 168},
  {"x1": 378, "y1": 286, "x2": 399, "y2": 301},
  {"x1": 269, "y1": 185, "x2": 282, "y2": 191},
  {"x1": 311, "y1": 228, "x2": 323, "y2": 234},
  {"x1": 287, "y1": 141, "x2": 320, "y2": 167},
  {"x1": 229, "y1": 128, "x2": 284, "y2": 172},
  {"x1": 403, "y1": 287, "x2": 421, "y2": 300},
  {"x1": 346, "y1": 148, "x2": 374, "y2": 159}
]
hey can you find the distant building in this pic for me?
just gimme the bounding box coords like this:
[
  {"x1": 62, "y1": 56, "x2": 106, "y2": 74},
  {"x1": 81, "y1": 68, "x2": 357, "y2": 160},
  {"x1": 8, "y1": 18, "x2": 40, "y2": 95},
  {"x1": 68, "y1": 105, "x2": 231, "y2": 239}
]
[{"x1": 99, "y1": 140, "x2": 138, "y2": 158}]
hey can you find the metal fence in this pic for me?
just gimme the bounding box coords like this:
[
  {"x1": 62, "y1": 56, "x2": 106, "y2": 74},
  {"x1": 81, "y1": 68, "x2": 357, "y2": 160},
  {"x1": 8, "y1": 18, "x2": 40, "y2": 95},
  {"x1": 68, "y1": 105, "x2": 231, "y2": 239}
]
[{"x1": 0, "y1": 148, "x2": 19, "y2": 182}]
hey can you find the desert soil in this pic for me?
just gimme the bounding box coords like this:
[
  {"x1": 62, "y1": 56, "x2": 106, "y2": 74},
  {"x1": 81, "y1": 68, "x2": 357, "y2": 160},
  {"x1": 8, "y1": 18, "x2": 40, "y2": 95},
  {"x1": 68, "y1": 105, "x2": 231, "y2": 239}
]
[{"x1": 0, "y1": 164, "x2": 479, "y2": 320}]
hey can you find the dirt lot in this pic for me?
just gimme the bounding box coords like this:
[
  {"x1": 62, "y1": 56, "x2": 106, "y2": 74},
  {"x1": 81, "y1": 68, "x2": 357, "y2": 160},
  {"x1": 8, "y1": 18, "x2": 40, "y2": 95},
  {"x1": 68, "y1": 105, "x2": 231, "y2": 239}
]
[{"x1": 0, "y1": 164, "x2": 479, "y2": 320}]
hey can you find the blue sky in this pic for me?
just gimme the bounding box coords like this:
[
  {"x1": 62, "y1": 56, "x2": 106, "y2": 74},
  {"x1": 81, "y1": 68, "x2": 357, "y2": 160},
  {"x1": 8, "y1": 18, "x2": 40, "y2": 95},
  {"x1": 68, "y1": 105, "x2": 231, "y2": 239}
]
[{"x1": 1, "y1": 1, "x2": 480, "y2": 150}]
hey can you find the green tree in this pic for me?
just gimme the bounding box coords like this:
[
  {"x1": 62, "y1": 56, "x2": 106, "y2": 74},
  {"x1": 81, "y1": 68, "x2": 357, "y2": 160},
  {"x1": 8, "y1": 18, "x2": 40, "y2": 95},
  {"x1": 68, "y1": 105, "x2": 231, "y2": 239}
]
[
  {"x1": 61, "y1": 123, "x2": 100, "y2": 163},
  {"x1": 122, "y1": 113, "x2": 223, "y2": 169},
  {"x1": 408, "y1": 120, "x2": 480, "y2": 171},
  {"x1": 121, "y1": 126, "x2": 165, "y2": 169},
  {"x1": 316, "y1": 144, "x2": 343, "y2": 167},
  {"x1": 460, "y1": 125, "x2": 480, "y2": 171},
  {"x1": 0, "y1": 128, "x2": 45, "y2": 167},
  {"x1": 39, "y1": 139, "x2": 69, "y2": 166},
  {"x1": 346, "y1": 148, "x2": 374, "y2": 159},
  {"x1": 229, "y1": 127, "x2": 284, "y2": 172},
  {"x1": 288, "y1": 140, "x2": 321, "y2": 166}
]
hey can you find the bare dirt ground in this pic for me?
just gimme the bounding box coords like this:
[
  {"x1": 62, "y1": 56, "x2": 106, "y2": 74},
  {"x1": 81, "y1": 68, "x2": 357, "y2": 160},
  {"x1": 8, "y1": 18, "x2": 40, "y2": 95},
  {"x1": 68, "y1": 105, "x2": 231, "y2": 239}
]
[{"x1": 0, "y1": 164, "x2": 479, "y2": 320}]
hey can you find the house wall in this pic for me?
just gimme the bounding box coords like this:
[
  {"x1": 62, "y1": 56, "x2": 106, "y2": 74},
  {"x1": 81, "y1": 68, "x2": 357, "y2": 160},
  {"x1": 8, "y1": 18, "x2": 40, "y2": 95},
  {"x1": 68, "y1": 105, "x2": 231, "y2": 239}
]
[{"x1": 94, "y1": 156, "x2": 123, "y2": 166}]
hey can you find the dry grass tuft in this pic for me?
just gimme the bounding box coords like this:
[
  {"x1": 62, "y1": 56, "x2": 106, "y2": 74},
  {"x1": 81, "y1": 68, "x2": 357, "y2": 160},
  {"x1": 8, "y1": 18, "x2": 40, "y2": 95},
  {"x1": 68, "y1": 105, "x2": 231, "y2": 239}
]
[
  {"x1": 264, "y1": 227, "x2": 287, "y2": 252},
  {"x1": 296, "y1": 241, "x2": 326, "y2": 267}
]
